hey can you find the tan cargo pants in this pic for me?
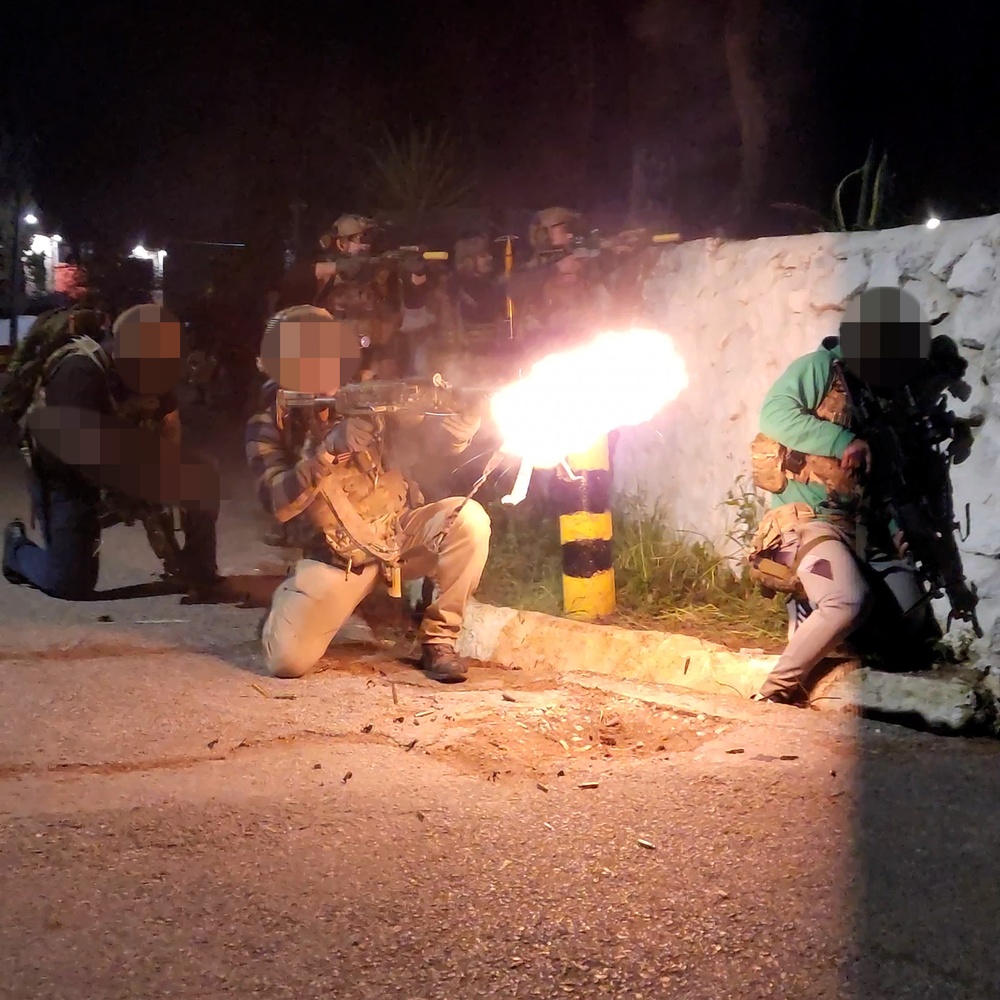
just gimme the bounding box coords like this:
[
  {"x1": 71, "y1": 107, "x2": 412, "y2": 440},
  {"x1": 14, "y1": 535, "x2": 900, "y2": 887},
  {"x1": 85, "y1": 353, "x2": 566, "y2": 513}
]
[
  {"x1": 757, "y1": 519, "x2": 873, "y2": 701},
  {"x1": 262, "y1": 497, "x2": 491, "y2": 678}
]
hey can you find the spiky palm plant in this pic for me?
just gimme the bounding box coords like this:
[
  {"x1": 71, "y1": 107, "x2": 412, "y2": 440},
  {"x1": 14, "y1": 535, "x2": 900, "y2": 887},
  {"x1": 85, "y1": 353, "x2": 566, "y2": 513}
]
[
  {"x1": 366, "y1": 124, "x2": 476, "y2": 217},
  {"x1": 833, "y1": 142, "x2": 889, "y2": 231}
]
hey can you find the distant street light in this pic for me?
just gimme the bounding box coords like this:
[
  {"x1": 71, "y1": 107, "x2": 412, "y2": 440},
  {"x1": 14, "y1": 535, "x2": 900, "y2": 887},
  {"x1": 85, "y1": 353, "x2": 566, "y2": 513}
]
[
  {"x1": 926, "y1": 216, "x2": 941, "y2": 230},
  {"x1": 130, "y1": 243, "x2": 168, "y2": 304},
  {"x1": 22, "y1": 212, "x2": 38, "y2": 225}
]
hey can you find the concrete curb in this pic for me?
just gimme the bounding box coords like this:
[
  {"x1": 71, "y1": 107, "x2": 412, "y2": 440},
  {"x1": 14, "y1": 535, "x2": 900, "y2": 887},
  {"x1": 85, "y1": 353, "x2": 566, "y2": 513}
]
[{"x1": 456, "y1": 600, "x2": 999, "y2": 734}]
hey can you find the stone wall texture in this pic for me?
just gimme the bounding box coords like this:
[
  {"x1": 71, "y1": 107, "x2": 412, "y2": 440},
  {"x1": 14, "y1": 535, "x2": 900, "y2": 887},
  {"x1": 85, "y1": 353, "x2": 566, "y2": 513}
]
[{"x1": 614, "y1": 215, "x2": 1000, "y2": 659}]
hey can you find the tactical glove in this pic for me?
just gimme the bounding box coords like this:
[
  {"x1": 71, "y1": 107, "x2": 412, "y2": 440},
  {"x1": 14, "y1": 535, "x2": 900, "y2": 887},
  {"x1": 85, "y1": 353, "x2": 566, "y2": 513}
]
[
  {"x1": 440, "y1": 410, "x2": 481, "y2": 447},
  {"x1": 324, "y1": 416, "x2": 377, "y2": 456}
]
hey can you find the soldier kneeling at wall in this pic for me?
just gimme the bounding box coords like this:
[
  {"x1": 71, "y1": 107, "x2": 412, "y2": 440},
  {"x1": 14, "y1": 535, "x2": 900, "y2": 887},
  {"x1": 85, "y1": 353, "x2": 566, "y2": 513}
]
[
  {"x1": 246, "y1": 306, "x2": 492, "y2": 684},
  {"x1": 744, "y1": 291, "x2": 961, "y2": 705}
]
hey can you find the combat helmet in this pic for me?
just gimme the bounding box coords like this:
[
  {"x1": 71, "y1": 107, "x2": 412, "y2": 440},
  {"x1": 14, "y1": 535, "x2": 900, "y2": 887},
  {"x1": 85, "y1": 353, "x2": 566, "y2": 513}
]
[
  {"x1": 319, "y1": 215, "x2": 374, "y2": 251},
  {"x1": 256, "y1": 304, "x2": 371, "y2": 387},
  {"x1": 529, "y1": 207, "x2": 582, "y2": 252}
]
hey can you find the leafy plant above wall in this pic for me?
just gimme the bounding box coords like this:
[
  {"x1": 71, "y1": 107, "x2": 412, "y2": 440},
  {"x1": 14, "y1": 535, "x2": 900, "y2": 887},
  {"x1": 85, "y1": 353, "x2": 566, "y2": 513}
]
[{"x1": 833, "y1": 142, "x2": 890, "y2": 232}]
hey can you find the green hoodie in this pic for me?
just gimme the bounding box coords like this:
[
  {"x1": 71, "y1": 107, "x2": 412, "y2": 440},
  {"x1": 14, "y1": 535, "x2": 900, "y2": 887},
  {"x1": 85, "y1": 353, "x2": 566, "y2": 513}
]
[{"x1": 758, "y1": 344, "x2": 857, "y2": 516}]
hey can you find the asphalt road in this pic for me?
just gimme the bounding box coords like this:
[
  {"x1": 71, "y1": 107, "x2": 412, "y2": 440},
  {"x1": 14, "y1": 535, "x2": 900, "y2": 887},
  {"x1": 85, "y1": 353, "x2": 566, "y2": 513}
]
[{"x1": 1, "y1": 408, "x2": 999, "y2": 999}]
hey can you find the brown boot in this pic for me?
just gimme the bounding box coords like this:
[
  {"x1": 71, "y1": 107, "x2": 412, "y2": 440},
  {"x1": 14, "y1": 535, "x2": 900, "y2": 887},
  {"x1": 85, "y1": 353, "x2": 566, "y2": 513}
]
[{"x1": 421, "y1": 643, "x2": 468, "y2": 684}]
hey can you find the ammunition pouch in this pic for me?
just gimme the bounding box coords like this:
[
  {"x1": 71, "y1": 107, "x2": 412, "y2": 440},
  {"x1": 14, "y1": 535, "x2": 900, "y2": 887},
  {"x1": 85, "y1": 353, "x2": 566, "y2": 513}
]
[
  {"x1": 750, "y1": 432, "x2": 860, "y2": 498},
  {"x1": 751, "y1": 433, "x2": 788, "y2": 493},
  {"x1": 745, "y1": 503, "x2": 850, "y2": 600}
]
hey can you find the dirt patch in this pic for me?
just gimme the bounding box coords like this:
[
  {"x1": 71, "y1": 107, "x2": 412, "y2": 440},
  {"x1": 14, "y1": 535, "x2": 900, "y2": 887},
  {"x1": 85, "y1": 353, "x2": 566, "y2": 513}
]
[
  {"x1": 412, "y1": 688, "x2": 735, "y2": 783},
  {"x1": 302, "y1": 647, "x2": 736, "y2": 784}
]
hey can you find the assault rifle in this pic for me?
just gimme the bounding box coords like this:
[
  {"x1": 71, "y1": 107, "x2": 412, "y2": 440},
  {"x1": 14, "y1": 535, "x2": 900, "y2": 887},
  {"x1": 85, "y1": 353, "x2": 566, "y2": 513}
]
[
  {"x1": 844, "y1": 340, "x2": 982, "y2": 637},
  {"x1": 535, "y1": 228, "x2": 681, "y2": 263},
  {"x1": 278, "y1": 373, "x2": 492, "y2": 419},
  {"x1": 99, "y1": 497, "x2": 186, "y2": 581},
  {"x1": 315, "y1": 246, "x2": 449, "y2": 284}
]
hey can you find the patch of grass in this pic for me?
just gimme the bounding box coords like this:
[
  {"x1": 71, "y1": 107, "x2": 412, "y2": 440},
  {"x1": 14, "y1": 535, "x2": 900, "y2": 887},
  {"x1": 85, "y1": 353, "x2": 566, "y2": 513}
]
[{"x1": 478, "y1": 491, "x2": 787, "y2": 651}]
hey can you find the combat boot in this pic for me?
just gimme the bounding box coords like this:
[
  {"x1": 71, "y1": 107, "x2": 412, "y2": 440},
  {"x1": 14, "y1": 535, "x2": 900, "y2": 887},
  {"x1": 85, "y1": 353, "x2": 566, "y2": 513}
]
[
  {"x1": 751, "y1": 689, "x2": 808, "y2": 708},
  {"x1": 421, "y1": 643, "x2": 468, "y2": 684},
  {"x1": 3, "y1": 521, "x2": 29, "y2": 585}
]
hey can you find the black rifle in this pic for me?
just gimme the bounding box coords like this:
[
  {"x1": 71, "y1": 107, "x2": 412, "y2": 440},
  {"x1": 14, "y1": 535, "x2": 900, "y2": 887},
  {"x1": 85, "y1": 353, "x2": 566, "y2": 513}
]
[
  {"x1": 843, "y1": 345, "x2": 982, "y2": 637},
  {"x1": 534, "y1": 228, "x2": 681, "y2": 264},
  {"x1": 99, "y1": 498, "x2": 186, "y2": 581},
  {"x1": 278, "y1": 373, "x2": 492, "y2": 419}
]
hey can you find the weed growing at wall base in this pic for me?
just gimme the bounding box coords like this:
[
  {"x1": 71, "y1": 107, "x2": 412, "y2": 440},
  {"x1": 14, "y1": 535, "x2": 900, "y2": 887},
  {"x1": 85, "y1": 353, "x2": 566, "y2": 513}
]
[{"x1": 478, "y1": 490, "x2": 786, "y2": 651}]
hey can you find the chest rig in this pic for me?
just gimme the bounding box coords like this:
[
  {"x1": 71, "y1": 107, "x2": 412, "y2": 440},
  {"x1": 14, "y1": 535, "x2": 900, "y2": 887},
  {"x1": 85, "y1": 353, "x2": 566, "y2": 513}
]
[
  {"x1": 279, "y1": 404, "x2": 410, "y2": 584},
  {"x1": 746, "y1": 358, "x2": 867, "y2": 599},
  {"x1": 750, "y1": 359, "x2": 862, "y2": 502}
]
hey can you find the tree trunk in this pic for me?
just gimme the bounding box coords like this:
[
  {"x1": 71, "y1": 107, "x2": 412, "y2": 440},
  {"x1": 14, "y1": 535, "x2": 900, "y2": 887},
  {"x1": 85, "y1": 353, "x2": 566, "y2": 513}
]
[
  {"x1": 628, "y1": 146, "x2": 649, "y2": 226},
  {"x1": 559, "y1": 0, "x2": 597, "y2": 204},
  {"x1": 723, "y1": 0, "x2": 769, "y2": 217}
]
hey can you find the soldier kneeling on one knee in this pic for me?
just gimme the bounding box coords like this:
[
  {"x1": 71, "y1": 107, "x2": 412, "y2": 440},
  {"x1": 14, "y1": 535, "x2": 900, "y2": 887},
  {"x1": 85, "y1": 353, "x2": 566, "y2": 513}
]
[
  {"x1": 744, "y1": 307, "x2": 946, "y2": 705},
  {"x1": 3, "y1": 305, "x2": 222, "y2": 601},
  {"x1": 246, "y1": 307, "x2": 492, "y2": 684}
]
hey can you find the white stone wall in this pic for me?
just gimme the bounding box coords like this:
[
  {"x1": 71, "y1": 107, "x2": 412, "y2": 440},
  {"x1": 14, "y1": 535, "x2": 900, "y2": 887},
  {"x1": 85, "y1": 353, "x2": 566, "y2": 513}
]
[{"x1": 614, "y1": 215, "x2": 1000, "y2": 658}]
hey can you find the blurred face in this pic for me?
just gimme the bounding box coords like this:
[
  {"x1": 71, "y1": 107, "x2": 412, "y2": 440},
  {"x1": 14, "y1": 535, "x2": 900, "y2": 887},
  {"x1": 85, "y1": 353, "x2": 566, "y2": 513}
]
[
  {"x1": 112, "y1": 305, "x2": 183, "y2": 396},
  {"x1": 259, "y1": 315, "x2": 365, "y2": 393},
  {"x1": 475, "y1": 251, "x2": 494, "y2": 275},
  {"x1": 839, "y1": 287, "x2": 932, "y2": 392}
]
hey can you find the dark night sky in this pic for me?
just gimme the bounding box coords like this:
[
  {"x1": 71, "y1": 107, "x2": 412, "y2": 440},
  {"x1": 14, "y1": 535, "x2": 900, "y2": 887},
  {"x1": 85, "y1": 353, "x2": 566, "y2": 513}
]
[{"x1": 3, "y1": 1, "x2": 999, "y2": 253}]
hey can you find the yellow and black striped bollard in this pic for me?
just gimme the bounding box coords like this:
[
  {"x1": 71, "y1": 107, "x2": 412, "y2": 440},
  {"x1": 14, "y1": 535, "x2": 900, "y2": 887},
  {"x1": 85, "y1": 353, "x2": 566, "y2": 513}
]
[{"x1": 551, "y1": 436, "x2": 616, "y2": 619}]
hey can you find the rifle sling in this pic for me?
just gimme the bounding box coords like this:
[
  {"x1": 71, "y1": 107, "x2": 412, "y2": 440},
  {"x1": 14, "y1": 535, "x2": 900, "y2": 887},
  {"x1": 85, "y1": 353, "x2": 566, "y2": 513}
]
[{"x1": 791, "y1": 534, "x2": 834, "y2": 576}]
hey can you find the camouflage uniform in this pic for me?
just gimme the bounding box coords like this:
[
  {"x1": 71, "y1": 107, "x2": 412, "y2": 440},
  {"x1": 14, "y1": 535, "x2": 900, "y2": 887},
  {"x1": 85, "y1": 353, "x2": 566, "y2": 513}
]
[
  {"x1": 451, "y1": 236, "x2": 505, "y2": 348},
  {"x1": 518, "y1": 207, "x2": 612, "y2": 356},
  {"x1": 315, "y1": 215, "x2": 399, "y2": 371}
]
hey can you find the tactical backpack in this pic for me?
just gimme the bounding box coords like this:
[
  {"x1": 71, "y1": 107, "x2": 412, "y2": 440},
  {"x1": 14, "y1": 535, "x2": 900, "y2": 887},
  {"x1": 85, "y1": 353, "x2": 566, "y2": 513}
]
[{"x1": 0, "y1": 309, "x2": 106, "y2": 425}]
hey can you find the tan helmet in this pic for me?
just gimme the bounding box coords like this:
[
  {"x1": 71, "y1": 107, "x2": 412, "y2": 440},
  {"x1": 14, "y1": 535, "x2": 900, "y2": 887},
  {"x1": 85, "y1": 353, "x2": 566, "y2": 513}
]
[
  {"x1": 454, "y1": 235, "x2": 491, "y2": 273},
  {"x1": 257, "y1": 305, "x2": 370, "y2": 391},
  {"x1": 335, "y1": 215, "x2": 373, "y2": 239},
  {"x1": 319, "y1": 215, "x2": 373, "y2": 251},
  {"x1": 529, "y1": 207, "x2": 581, "y2": 250}
]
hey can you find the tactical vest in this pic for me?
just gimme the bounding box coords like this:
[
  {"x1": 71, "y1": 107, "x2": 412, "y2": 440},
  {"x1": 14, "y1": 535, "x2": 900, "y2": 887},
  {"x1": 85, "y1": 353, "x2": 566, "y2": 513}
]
[
  {"x1": 276, "y1": 404, "x2": 410, "y2": 570},
  {"x1": 301, "y1": 451, "x2": 410, "y2": 569},
  {"x1": 745, "y1": 358, "x2": 866, "y2": 598},
  {"x1": 23, "y1": 335, "x2": 113, "y2": 432},
  {"x1": 750, "y1": 360, "x2": 861, "y2": 500},
  {"x1": 19, "y1": 336, "x2": 113, "y2": 489}
]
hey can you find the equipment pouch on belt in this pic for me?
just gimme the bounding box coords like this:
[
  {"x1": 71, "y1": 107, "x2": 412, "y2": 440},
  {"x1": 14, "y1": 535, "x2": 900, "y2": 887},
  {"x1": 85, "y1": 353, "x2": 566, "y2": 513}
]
[
  {"x1": 750, "y1": 433, "x2": 788, "y2": 493},
  {"x1": 745, "y1": 503, "x2": 822, "y2": 600}
]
